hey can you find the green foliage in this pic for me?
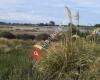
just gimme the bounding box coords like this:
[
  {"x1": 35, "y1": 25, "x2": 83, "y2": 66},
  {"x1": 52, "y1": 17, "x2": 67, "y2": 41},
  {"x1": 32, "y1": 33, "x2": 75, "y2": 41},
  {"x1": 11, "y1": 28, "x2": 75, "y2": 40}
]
[
  {"x1": 71, "y1": 26, "x2": 77, "y2": 35},
  {"x1": 0, "y1": 40, "x2": 44, "y2": 80},
  {"x1": 16, "y1": 34, "x2": 35, "y2": 40},
  {"x1": 79, "y1": 31, "x2": 90, "y2": 37},
  {"x1": 49, "y1": 21, "x2": 55, "y2": 26},
  {"x1": 95, "y1": 24, "x2": 100, "y2": 28},
  {"x1": 0, "y1": 32, "x2": 16, "y2": 39}
]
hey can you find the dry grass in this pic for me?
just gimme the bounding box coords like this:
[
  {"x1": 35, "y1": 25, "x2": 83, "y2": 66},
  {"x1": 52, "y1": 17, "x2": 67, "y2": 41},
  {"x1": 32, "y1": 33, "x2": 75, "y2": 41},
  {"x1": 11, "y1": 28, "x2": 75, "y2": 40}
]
[{"x1": 35, "y1": 33, "x2": 100, "y2": 80}]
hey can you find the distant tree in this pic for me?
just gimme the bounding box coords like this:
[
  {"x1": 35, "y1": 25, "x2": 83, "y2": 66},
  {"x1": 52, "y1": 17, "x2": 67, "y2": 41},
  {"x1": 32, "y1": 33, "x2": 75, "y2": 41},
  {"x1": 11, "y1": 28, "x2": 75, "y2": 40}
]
[
  {"x1": 49, "y1": 21, "x2": 55, "y2": 26},
  {"x1": 44, "y1": 23, "x2": 49, "y2": 26},
  {"x1": 0, "y1": 22, "x2": 7, "y2": 25},
  {"x1": 38, "y1": 23, "x2": 45, "y2": 26},
  {"x1": 95, "y1": 24, "x2": 100, "y2": 28}
]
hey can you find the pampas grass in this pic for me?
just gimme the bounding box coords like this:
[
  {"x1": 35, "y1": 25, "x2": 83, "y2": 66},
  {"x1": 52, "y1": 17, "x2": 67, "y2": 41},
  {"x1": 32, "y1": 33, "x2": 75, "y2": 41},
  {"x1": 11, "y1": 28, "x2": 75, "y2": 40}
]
[
  {"x1": 36, "y1": 34, "x2": 100, "y2": 80},
  {"x1": 34, "y1": 8, "x2": 100, "y2": 80}
]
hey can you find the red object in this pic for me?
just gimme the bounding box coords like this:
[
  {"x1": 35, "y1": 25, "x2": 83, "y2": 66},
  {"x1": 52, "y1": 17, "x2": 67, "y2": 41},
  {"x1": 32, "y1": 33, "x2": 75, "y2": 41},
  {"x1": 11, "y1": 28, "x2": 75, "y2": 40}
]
[{"x1": 32, "y1": 48, "x2": 43, "y2": 61}]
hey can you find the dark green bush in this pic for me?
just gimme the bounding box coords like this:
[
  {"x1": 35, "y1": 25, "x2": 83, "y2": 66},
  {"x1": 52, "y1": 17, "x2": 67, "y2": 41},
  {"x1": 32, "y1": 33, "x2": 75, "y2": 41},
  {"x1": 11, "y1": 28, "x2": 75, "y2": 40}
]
[
  {"x1": 72, "y1": 27, "x2": 80, "y2": 35},
  {"x1": 16, "y1": 34, "x2": 35, "y2": 40},
  {"x1": 79, "y1": 31, "x2": 90, "y2": 37},
  {"x1": 0, "y1": 32, "x2": 16, "y2": 39}
]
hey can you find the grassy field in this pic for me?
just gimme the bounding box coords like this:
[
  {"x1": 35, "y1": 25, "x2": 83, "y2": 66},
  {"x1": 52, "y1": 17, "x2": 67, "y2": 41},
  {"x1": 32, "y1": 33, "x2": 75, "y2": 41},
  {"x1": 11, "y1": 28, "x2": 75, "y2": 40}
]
[
  {"x1": 0, "y1": 25, "x2": 58, "y2": 36},
  {"x1": 0, "y1": 32, "x2": 100, "y2": 80}
]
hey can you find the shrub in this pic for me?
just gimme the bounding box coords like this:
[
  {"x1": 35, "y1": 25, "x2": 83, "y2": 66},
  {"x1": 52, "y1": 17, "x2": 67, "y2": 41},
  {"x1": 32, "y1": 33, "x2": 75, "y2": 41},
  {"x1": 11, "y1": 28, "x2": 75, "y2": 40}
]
[
  {"x1": 0, "y1": 32, "x2": 16, "y2": 39},
  {"x1": 16, "y1": 34, "x2": 35, "y2": 40},
  {"x1": 36, "y1": 33, "x2": 50, "y2": 41},
  {"x1": 72, "y1": 27, "x2": 81, "y2": 35},
  {"x1": 79, "y1": 31, "x2": 90, "y2": 37}
]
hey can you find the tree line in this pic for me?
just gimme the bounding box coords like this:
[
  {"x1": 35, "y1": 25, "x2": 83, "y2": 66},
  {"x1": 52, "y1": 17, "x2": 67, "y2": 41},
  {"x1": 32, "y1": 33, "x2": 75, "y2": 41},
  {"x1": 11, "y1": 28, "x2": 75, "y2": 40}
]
[
  {"x1": 0, "y1": 21, "x2": 57, "y2": 26},
  {"x1": 0, "y1": 21, "x2": 100, "y2": 28}
]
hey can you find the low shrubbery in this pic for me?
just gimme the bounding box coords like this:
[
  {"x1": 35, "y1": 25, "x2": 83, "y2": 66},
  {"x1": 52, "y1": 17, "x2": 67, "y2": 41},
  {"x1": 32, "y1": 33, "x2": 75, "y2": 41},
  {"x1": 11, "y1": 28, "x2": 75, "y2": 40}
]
[
  {"x1": 79, "y1": 31, "x2": 90, "y2": 37},
  {"x1": 0, "y1": 32, "x2": 16, "y2": 39},
  {"x1": 72, "y1": 26, "x2": 90, "y2": 37},
  {"x1": 16, "y1": 34, "x2": 35, "y2": 40},
  {"x1": 0, "y1": 32, "x2": 36, "y2": 40},
  {"x1": 36, "y1": 33, "x2": 50, "y2": 41},
  {"x1": 0, "y1": 32, "x2": 51, "y2": 41}
]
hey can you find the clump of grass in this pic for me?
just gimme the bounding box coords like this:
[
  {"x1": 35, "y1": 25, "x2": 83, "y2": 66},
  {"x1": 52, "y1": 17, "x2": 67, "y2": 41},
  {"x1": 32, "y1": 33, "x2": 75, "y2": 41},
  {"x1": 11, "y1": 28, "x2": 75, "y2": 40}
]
[{"x1": 35, "y1": 34, "x2": 100, "y2": 80}]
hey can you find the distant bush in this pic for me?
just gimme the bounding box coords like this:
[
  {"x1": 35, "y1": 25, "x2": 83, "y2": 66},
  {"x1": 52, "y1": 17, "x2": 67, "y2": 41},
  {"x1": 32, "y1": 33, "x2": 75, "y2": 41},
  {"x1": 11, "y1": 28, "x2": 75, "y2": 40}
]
[
  {"x1": 79, "y1": 31, "x2": 90, "y2": 37},
  {"x1": 36, "y1": 33, "x2": 50, "y2": 41},
  {"x1": 72, "y1": 27, "x2": 80, "y2": 35},
  {"x1": 16, "y1": 34, "x2": 35, "y2": 40},
  {"x1": 0, "y1": 32, "x2": 16, "y2": 39}
]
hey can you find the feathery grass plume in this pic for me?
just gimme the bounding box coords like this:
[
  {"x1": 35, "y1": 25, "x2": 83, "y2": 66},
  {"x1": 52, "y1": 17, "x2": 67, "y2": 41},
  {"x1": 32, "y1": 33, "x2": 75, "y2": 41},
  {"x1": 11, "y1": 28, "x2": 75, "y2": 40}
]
[
  {"x1": 76, "y1": 10, "x2": 80, "y2": 35},
  {"x1": 65, "y1": 7, "x2": 73, "y2": 52},
  {"x1": 66, "y1": 7, "x2": 72, "y2": 38},
  {"x1": 66, "y1": 7, "x2": 72, "y2": 23}
]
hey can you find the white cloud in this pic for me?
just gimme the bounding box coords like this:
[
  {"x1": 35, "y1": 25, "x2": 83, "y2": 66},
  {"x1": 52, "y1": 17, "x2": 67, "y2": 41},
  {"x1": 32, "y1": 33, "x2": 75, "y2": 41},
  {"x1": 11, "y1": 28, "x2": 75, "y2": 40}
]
[{"x1": 0, "y1": 12, "x2": 56, "y2": 23}]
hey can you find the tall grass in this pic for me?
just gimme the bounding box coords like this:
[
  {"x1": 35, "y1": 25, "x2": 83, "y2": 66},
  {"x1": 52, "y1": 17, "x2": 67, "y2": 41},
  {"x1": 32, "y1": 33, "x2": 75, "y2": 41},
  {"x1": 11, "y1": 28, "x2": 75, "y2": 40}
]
[
  {"x1": 35, "y1": 34, "x2": 100, "y2": 80},
  {"x1": 0, "y1": 39, "x2": 45, "y2": 80},
  {"x1": 0, "y1": 34, "x2": 100, "y2": 80},
  {"x1": 34, "y1": 7, "x2": 100, "y2": 80}
]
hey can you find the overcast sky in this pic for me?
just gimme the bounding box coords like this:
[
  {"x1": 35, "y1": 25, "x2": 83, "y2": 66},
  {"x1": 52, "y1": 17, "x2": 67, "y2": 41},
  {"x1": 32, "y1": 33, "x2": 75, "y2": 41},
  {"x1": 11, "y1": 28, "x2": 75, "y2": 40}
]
[{"x1": 0, "y1": 0, "x2": 100, "y2": 25}]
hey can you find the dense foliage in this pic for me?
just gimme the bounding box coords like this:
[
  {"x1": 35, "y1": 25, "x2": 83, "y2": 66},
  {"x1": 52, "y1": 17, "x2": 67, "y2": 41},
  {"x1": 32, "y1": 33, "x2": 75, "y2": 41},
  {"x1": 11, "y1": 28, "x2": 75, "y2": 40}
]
[
  {"x1": 16, "y1": 34, "x2": 35, "y2": 40},
  {"x1": 0, "y1": 32, "x2": 16, "y2": 39}
]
